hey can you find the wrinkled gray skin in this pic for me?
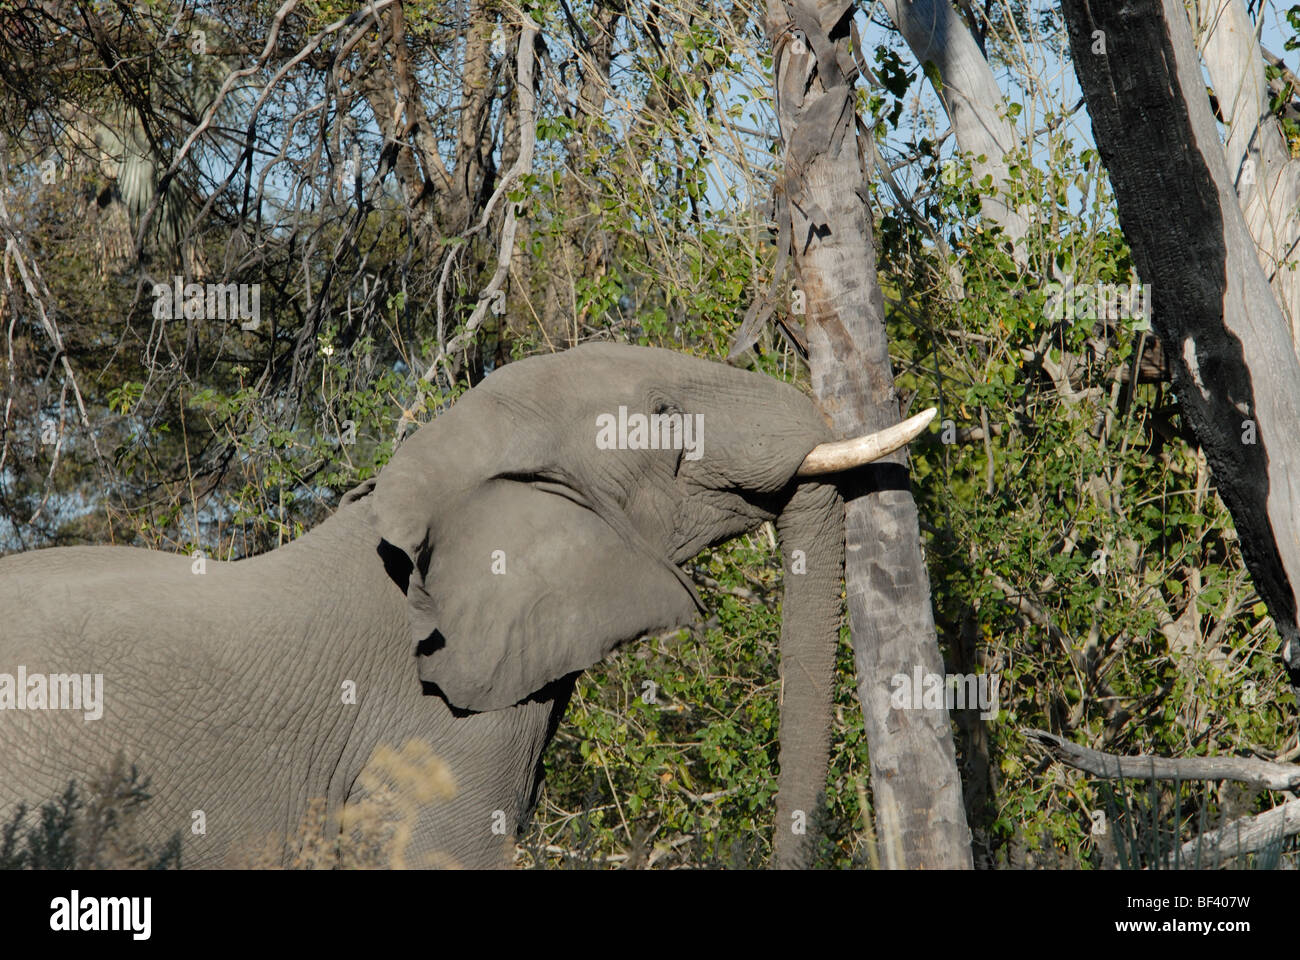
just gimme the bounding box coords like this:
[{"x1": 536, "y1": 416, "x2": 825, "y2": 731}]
[{"x1": 0, "y1": 344, "x2": 844, "y2": 868}]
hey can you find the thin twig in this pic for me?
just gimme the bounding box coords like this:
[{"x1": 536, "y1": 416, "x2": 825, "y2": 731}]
[{"x1": 420, "y1": 18, "x2": 540, "y2": 391}]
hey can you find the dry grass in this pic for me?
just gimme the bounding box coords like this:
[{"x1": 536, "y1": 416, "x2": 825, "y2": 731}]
[{"x1": 235, "y1": 739, "x2": 460, "y2": 869}]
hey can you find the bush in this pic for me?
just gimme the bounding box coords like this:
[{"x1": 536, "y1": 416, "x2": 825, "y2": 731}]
[{"x1": 0, "y1": 755, "x2": 181, "y2": 870}]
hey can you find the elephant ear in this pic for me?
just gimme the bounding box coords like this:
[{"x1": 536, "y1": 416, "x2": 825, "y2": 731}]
[{"x1": 372, "y1": 477, "x2": 699, "y2": 712}]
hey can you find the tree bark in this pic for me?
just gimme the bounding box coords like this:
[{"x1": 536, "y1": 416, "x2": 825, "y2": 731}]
[
  {"x1": 1191, "y1": 0, "x2": 1300, "y2": 347},
  {"x1": 1168, "y1": 798, "x2": 1300, "y2": 867},
  {"x1": 758, "y1": 0, "x2": 973, "y2": 868},
  {"x1": 1060, "y1": 0, "x2": 1300, "y2": 680},
  {"x1": 450, "y1": 0, "x2": 500, "y2": 233},
  {"x1": 878, "y1": 0, "x2": 1029, "y2": 851}
]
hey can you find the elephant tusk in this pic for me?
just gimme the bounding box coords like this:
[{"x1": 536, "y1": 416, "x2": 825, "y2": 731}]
[{"x1": 796, "y1": 407, "x2": 938, "y2": 476}]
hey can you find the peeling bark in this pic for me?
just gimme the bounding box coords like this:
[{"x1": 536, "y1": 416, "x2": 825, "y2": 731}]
[{"x1": 757, "y1": 0, "x2": 973, "y2": 868}]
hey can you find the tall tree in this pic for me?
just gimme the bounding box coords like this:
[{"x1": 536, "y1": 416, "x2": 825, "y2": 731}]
[
  {"x1": 1060, "y1": 0, "x2": 1300, "y2": 683},
  {"x1": 879, "y1": 0, "x2": 1029, "y2": 255},
  {"x1": 740, "y1": 0, "x2": 973, "y2": 867}
]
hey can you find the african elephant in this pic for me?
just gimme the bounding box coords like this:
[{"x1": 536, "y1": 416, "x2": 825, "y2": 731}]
[{"x1": 0, "y1": 343, "x2": 931, "y2": 868}]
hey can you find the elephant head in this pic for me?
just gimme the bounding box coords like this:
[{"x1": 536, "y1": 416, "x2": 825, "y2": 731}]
[{"x1": 368, "y1": 342, "x2": 931, "y2": 866}]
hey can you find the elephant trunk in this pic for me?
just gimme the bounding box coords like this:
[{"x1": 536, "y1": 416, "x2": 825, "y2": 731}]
[{"x1": 772, "y1": 480, "x2": 846, "y2": 868}]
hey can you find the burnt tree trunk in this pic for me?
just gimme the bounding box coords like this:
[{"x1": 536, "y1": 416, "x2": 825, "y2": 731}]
[
  {"x1": 754, "y1": 0, "x2": 972, "y2": 867},
  {"x1": 1060, "y1": 0, "x2": 1300, "y2": 682}
]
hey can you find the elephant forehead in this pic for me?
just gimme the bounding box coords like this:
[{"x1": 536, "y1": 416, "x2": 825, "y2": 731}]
[
  {"x1": 479, "y1": 346, "x2": 830, "y2": 443},
  {"x1": 478, "y1": 343, "x2": 811, "y2": 409}
]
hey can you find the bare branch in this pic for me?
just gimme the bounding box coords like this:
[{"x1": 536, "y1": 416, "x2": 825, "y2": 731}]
[
  {"x1": 1026, "y1": 728, "x2": 1300, "y2": 791},
  {"x1": 419, "y1": 19, "x2": 540, "y2": 390},
  {"x1": 1169, "y1": 797, "x2": 1300, "y2": 866}
]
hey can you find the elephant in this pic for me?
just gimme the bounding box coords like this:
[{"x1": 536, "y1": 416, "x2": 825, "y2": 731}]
[{"x1": 0, "y1": 343, "x2": 932, "y2": 868}]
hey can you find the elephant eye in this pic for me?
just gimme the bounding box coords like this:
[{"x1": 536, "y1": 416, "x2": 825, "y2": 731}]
[
  {"x1": 645, "y1": 390, "x2": 683, "y2": 420},
  {"x1": 639, "y1": 392, "x2": 690, "y2": 475}
]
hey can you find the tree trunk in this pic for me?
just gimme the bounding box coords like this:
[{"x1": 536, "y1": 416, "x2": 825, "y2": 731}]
[
  {"x1": 1060, "y1": 0, "x2": 1300, "y2": 680},
  {"x1": 758, "y1": 0, "x2": 973, "y2": 868},
  {"x1": 1190, "y1": 0, "x2": 1300, "y2": 349}
]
